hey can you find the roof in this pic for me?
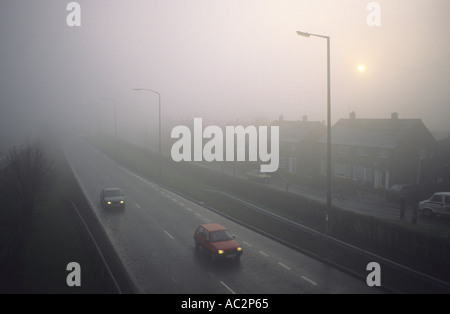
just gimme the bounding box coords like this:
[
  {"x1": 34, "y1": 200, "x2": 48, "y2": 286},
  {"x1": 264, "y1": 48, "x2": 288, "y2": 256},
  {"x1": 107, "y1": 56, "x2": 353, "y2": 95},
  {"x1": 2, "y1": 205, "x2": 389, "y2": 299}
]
[
  {"x1": 201, "y1": 223, "x2": 228, "y2": 232},
  {"x1": 272, "y1": 120, "x2": 324, "y2": 144},
  {"x1": 319, "y1": 118, "x2": 426, "y2": 149},
  {"x1": 102, "y1": 187, "x2": 123, "y2": 192},
  {"x1": 433, "y1": 192, "x2": 450, "y2": 196}
]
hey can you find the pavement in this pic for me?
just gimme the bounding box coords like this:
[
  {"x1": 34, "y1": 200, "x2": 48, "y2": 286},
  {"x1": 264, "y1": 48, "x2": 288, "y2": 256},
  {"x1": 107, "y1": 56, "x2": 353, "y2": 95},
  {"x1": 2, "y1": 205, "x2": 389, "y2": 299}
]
[{"x1": 192, "y1": 162, "x2": 450, "y2": 230}]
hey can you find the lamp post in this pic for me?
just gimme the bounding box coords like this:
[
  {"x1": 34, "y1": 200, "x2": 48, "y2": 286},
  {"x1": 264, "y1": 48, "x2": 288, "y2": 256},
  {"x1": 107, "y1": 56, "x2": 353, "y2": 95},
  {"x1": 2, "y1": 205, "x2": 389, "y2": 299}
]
[
  {"x1": 296, "y1": 30, "x2": 332, "y2": 233},
  {"x1": 132, "y1": 88, "x2": 162, "y2": 179}
]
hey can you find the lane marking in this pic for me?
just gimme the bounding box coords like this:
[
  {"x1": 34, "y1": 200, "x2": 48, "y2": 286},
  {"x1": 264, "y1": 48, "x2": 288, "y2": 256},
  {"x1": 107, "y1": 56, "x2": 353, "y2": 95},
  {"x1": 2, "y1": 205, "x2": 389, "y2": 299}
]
[
  {"x1": 278, "y1": 262, "x2": 292, "y2": 271},
  {"x1": 243, "y1": 241, "x2": 253, "y2": 247},
  {"x1": 259, "y1": 251, "x2": 269, "y2": 257},
  {"x1": 220, "y1": 281, "x2": 236, "y2": 294},
  {"x1": 195, "y1": 213, "x2": 202, "y2": 218},
  {"x1": 135, "y1": 203, "x2": 142, "y2": 209},
  {"x1": 186, "y1": 207, "x2": 193, "y2": 211},
  {"x1": 164, "y1": 230, "x2": 175, "y2": 240},
  {"x1": 301, "y1": 275, "x2": 317, "y2": 286}
]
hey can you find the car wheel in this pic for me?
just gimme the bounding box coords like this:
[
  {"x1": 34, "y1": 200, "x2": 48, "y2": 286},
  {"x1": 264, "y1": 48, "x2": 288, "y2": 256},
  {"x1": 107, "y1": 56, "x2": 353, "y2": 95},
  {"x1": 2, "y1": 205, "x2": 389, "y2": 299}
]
[
  {"x1": 423, "y1": 208, "x2": 433, "y2": 218},
  {"x1": 194, "y1": 239, "x2": 200, "y2": 250}
]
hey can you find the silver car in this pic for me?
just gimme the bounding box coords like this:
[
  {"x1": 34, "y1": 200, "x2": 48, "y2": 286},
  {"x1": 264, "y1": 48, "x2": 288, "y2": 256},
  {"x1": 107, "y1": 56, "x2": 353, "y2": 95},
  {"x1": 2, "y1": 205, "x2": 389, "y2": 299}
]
[
  {"x1": 100, "y1": 188, "x2": 125, "y2": 210},
  {"x1": 418, "y1": 192, "x2": 450, "y2": 217}
]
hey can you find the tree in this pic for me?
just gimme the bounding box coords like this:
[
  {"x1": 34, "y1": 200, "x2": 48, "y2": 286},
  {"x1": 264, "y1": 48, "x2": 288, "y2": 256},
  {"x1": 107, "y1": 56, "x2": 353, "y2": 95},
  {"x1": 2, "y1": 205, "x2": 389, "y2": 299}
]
[
  {"x1": 0, "y1": 140, "x2": 53, "y2": 292},
  {"x1": 0, "y1": 140, "x2": 53, "y2": 219}
]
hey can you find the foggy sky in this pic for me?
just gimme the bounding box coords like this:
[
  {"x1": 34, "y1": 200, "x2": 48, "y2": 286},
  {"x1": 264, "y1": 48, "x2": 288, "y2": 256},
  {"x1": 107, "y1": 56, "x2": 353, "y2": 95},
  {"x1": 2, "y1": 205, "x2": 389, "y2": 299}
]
[{"x1": 0, "y1": 0, "x2": 449, "y2": 148}]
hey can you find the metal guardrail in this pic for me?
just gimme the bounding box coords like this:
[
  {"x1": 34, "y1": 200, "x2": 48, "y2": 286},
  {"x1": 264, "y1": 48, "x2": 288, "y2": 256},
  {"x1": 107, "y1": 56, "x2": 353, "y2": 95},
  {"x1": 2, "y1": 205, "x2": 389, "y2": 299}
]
[
  {"x1": 205, "y1": 189, "x2": 450, "y2": 293},
  {"x1": 67, "y1": 199, "x2": 122, "y2": 294}
]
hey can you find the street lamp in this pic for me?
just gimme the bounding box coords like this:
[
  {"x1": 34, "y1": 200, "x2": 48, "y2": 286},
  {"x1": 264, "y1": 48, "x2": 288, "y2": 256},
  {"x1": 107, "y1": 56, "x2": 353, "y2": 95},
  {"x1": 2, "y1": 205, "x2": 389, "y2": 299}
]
[
  {"x1": 132, "y1": 88, "x2": 162, "y2": 179},
  {"x1": 296, "y1": 30, "x2": 332, "y2": 233}
]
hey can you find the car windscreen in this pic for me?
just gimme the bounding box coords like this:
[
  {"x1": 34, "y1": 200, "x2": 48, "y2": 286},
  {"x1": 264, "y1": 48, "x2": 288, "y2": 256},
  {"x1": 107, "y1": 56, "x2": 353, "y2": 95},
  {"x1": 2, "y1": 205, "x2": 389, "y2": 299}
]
[
  {"x1": 104, "y1": 189, "x2": 122, "y2": 197},
  {"x1": 209, "y1": 230, "x2": 233, "y2": 242}
]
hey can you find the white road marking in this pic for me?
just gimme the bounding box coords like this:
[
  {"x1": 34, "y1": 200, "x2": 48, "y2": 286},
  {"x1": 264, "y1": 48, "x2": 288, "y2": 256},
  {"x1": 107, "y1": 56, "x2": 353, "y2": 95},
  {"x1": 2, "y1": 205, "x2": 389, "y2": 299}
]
[
  {"x1": 135, "y1": 203, "x2": 142, "y2": 209},
  {"x1": 259, "y1": 251, "x2": 269, "y2": 257},
  {"x1": 243, "y1": 241, "x2": 253, "y2": 247},
  {"x1": 186, "y1": 207, "x2": 193, "y2": 211},
  {"x1": 301, "y1": 275, "x2": 317, "y2": 286},
  {"x1": 164, "y1": 230, "x2": 175, "y2": 240},
  {"x1": 220, "y1": 281, "x2": 236, "y2": 294},
  {"x1": 195, "y1": 213, "x2": 202, "y2": 218},
  {"x1": 278, "y1": 262, "x2": 292, "y2": 271}
]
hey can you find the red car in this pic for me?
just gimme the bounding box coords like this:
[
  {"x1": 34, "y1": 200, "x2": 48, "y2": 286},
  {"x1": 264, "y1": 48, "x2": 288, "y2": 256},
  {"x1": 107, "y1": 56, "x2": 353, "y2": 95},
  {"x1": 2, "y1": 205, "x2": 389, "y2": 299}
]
[{"x1": 194, "y1": 223, "x2": 243, "y2": 262}]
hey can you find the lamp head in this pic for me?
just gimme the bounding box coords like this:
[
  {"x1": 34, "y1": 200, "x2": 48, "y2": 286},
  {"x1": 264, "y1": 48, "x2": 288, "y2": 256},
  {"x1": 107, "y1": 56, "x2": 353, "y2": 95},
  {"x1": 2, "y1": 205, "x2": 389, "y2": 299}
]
[{"x1": 296, "y1": 31, "x2": 311, "y2": 37}]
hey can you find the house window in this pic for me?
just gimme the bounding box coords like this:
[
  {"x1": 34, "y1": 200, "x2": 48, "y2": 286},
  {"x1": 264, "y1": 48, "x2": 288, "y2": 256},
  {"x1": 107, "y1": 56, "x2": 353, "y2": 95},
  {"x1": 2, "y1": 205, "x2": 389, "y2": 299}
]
[
  {"x1": 357, "y1": 147, "x2": 369, "y2": 157},
  {"x1": 419, "y1": 148, "x2": 433, "y2": 159},
  {"x1": 379, "y1": 150, "x2": 389, "y2": 159},
  {"x1": 353, "y1": 165, "x2": 368, "y2": 182},
  {"x1": 335, "y1": 162, "x2": 351, "y2": 179}
]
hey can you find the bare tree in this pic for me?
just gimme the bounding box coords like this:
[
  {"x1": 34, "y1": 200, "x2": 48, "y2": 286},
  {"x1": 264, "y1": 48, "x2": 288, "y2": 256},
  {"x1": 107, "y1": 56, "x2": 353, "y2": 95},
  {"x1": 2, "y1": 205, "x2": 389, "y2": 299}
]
[
  {"x1": 0, "y1": 140, "x2": 53, "y2": 292},
  {"x1": 0, "y1": 140, "x2": 53, "y2": 219}
]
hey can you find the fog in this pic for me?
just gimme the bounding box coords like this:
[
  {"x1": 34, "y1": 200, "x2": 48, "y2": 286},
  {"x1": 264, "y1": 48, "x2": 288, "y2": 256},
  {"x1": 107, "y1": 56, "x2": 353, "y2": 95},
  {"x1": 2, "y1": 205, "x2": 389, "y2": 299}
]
[{"x1": 0, "y1": 0, "x2": 449, "y2": 149}]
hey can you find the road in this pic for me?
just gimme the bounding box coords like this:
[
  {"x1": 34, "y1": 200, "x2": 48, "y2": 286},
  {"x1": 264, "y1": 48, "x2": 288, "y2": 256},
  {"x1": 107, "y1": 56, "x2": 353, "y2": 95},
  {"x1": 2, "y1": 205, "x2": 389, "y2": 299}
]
[{"x1": 62, "y1": 138, "x2": 381, "y2": 294}]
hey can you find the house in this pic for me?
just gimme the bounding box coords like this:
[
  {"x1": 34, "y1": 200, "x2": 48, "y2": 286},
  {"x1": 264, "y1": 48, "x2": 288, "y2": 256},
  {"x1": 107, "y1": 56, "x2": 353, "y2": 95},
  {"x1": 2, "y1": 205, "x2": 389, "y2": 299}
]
[
  {"x1": 437, "y1": 135, "x2": 450, "y2": 190},
  {"x1": 272, "y1": 115, "x2": 325, "y2": 179},
  {"x1": 319, "y1": 112, "x2": 440, "y2": 190}
]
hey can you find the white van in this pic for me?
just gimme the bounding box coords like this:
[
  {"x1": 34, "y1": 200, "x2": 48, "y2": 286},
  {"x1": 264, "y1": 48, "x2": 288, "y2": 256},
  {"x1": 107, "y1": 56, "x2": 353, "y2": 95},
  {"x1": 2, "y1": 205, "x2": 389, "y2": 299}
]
[{"x1": 418, "y1": 192, "x2": 450, "y2": 217}]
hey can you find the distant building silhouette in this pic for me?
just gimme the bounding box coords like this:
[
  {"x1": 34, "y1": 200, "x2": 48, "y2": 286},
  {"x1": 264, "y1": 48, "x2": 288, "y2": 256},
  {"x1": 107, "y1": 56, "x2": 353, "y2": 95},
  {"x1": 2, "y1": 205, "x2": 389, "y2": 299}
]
[
  {"x1": 318, "y1": 112, "x2": 440, "y2": 191},
  {"x1": 272, "y1": 115, "x2": 325, "y2": 179}
]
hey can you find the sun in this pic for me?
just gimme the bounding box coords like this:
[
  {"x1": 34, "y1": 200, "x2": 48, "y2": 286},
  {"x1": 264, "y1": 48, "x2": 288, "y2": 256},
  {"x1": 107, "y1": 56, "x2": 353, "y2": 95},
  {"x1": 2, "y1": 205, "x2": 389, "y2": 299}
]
[{"x1": 358, "y1": 65, "x2": 366, "y2": 72}]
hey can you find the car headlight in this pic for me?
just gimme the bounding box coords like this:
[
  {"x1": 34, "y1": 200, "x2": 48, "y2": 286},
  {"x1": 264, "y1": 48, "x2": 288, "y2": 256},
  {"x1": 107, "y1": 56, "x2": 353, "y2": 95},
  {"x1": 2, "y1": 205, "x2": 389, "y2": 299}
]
[
  {"x1": 120, "y1": 201, "x2": 124, "y2": 204},
  {"x1": 107, "y1": 201, "x2": 112, "y2": 205},
  {"x1": 237, "y1": 247, "x2": 242, "y2": 252},
  {"x1": 218, "y1": 250, "x2": 224, "y2": 255}
]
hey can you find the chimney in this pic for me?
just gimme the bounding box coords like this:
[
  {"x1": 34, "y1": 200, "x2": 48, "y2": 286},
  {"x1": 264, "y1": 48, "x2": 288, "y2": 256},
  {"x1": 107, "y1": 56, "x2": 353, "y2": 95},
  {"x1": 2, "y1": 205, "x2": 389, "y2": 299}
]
[
  {"x1": 391, "y1": 112, "x2": 399, "y2": 120},
  {"x1": 302, "y1": 115, "x2": 308, "y2": 122},
  {"x1": 349, "y1": 111, "x2": 356, "y2": 120}
]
